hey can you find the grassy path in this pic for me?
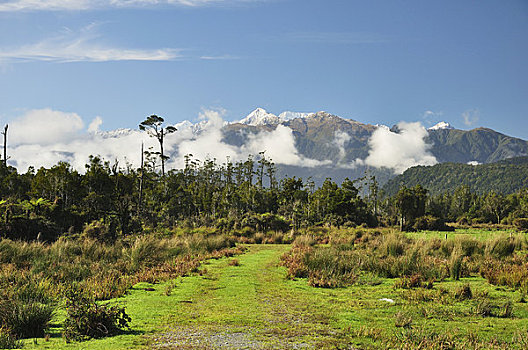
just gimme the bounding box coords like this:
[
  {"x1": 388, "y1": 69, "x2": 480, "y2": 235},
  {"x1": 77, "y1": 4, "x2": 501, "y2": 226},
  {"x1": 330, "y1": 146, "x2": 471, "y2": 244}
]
[
  {"x1": 150, "y1": 244, "x2": 340, "y2": 349},
  {"x1": 24, "y1": 243, "x2": 528, "y2": 349},
  {"x1": 25, "y1": 245, "x2": 350, "y2": 349}
]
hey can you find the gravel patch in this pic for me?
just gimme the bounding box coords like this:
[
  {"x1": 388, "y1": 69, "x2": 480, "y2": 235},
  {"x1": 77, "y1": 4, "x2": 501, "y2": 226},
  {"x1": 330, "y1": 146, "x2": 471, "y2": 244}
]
[{"x1": 152, "y1": 326, "x2": 311, "y2": 349}]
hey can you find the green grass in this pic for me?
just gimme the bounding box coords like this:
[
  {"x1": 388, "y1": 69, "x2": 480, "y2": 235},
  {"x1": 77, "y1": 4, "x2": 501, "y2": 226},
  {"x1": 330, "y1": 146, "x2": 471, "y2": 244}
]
[
  {"x1": 24, "y1": 241, "x2": 528, "y2": 349},
  {"x1": 408, "y1": 227, "x2": 524, "y2": 240}
]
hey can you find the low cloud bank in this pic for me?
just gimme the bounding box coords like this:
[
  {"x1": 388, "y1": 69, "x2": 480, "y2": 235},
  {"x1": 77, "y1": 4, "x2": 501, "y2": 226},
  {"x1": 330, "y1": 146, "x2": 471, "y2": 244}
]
[
  {"x1": 3, "y1": 109, "x2": 437, "y2": 174},
  {"x1": 4, "y1": 108, "x2": 327, "y2": 172},
  {"x1": 362, "y1": 122, "x2": 437, "y2": 174}
]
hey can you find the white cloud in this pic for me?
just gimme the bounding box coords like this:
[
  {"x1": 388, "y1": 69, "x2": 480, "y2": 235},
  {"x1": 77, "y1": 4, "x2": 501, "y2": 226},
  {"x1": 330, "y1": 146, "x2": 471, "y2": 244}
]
[
  {"x1": 171, "y1": 108, "x2": 328, "y2": 168},
  {"x1": 332, "y1": 130, "x2": 350, "y2": 161},
  {"x1": 5, "y1": 107, "x2": 326, "y2": 172},
  {"x1": 363, "y1": 122, "x2": 437, "y2": 174},
  {"x1": 7, "y1": 110, "x2": 157, "y2": 171},
  {"x1": 200, "y1": 54, "x2": 241, "y2": 60},
  {"x1": 88, "y1": 116, "x2": 103, "y2": 133},
  {"x1": 0, "y1": 0, "x2": 263, "y2": 11},
  {"x1": 0, "y1": 24, "x2": 180, "y2": 62},
  {"x1": 462, "y1": 109, "x2": 479, "y2": 127},
  {"x1": 244, "y1": 125, "x2": 328, "y2": 167},
  {"x1": 9, "y1": 109, "x2": 84, "y2": 145}
]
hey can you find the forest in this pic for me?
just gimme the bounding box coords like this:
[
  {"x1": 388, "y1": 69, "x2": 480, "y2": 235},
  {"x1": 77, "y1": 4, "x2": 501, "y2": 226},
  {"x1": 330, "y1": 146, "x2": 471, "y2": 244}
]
[{"x1": 1, "y1": 151, "x2": 528, "y2": 244}]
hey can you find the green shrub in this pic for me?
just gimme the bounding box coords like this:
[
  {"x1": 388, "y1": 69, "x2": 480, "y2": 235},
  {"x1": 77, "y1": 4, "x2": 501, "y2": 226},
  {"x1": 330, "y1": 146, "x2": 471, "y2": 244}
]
[
  {"x1": 449, "y1": 246, "x2": 464, "y2": 280},
  {"x1": 393, "y1": 274, "x2": 425, "y2": 289},
  {"x1": 513, "y1": 218, "x2": 528, "y2": 230},
  {"x1": 383, "y1": 234, "x2": 405, "y2": 257},
  {"x1": 485, "y1": 236, "x2": 516, "y2": 258},
  {"x1": 413, "y1": 215, "x2": 454, "y2": 231},
  {"x1": 0, "y1": 300, "x2": 54, "y2": 338},
  {"x1": 394, "y1": 311, "x2": 413, "y2": 328},
  {"x1": 0, "y1": 327, "x2": 22, "y2": 349},
  {"x1": 63, "y1": 288, "x2": 131, "y2": 342},
  {"x1": 454, "y1": 284, "x2": 472, "y2": 300},
  {"x1": 304, "y1": 247, "x2": 358, "y2": 288},
  {"x1": 474, "y1": 299, "x2": 493, "y2": 317},
  {"x1": 81, "y1": 220, "x2": 115, "y2": 242}
]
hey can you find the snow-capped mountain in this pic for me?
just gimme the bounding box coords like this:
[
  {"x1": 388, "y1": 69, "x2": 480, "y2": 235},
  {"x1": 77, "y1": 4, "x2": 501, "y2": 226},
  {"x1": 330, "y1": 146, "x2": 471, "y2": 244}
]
[
  {"x1": 236, "y1": 108, "x2": 281, "y2": 126},
  {"x1": 428, "y1": 121, "x2": 454, "y2": 131},
  {"x1": 278, "y1": 111, "x2": 313, "y2": 121},
  {"x1": 236, "y1": 108, "x2": 313, "y2": 126}
]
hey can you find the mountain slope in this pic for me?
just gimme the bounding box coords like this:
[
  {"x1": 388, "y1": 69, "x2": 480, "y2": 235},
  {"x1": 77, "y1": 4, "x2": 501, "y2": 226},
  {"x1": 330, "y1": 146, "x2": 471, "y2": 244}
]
[
  {"x1": 383, "y1": 156, "x2": 528, "y2": 196},
  {"x1": 176, "y1": 107, "x2": 528, "y2": 186},
  {"x1": 427, "y1": 128, "x2": 528, "y2": 164}
]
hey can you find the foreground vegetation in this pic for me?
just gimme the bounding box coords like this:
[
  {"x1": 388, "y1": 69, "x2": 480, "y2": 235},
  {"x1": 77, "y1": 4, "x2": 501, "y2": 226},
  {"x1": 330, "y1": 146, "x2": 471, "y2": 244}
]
[
  {"x1": 0, "y1": 227, "x2": 526, "y2": 349},
  {"x1": 0, "y1": 232, "x2": 241, "y2": 347}
]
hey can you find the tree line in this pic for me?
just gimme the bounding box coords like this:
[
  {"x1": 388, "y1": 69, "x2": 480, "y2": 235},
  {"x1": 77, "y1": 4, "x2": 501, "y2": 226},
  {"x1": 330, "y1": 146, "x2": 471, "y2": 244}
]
[
  {"x1": 0, "y1": 115, "x2": 527, "y2": 242},
  {"x1": 1, "y1": 153, "x2": 528, "y2": 242}
]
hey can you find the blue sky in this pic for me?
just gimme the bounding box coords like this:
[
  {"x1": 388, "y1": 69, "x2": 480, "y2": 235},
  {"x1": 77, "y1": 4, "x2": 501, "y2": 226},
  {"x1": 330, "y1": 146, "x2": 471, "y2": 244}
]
[{"x1": 0, "y1": 0, "x2": 527, "y2": 140}]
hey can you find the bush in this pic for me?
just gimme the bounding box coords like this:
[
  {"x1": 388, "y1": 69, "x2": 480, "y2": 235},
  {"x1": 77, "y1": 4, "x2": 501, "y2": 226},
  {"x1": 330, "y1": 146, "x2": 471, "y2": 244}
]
[
  {"x1": 0, "y1": 327, "x2": 22, "y2": 349},
  {"x1": 0, "y1": 300, "x2": 54, "y2": 338},
  {"x1": 63, "y1": 288, "x2": 131, "y2": 342},
  {"x1": 304, "y1": 247, "x2": 357, "y2": 288},
  {"x1": 394, "y1": 311, "x2": 413, "y2": 328},
  {"x1": 81, "y1": 220, "x2": 115, "y2": 242},
  {"x1": 473, "y1": 299, "x2": 514, "y2": 318},
  {"x1": 454, "y1": 284, "x2": 472, "y2": 300},
  {"x1": 413, "y1": 216, "x2": 454, "y2": 231},
  {"x1": 383, "y1": 234, "x2": 405, "y2": 257},
  {"x1": 393, "y1": 274, "x2": 425, "y2": 289},
  {"x1": 513, "y1": 218, "x2": 528, "y2": 230},
  {"x1": 449, "y1": 246, "x2": 464, "y2": 280},
  {"x1": 485, "y1": 236, "x2": 516, "y2": 258}
]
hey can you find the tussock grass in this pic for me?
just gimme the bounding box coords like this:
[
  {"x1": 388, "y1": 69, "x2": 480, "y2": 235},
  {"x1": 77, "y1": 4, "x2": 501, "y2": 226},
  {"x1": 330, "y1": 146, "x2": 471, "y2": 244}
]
[{"x1": 0, "y1": 233, "x2": 241, "y2": 343}]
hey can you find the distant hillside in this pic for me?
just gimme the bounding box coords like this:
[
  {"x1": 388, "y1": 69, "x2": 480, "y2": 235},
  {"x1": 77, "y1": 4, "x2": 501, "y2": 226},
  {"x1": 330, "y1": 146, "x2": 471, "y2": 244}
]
[
  {"x1": 220, "y1": 109, "x2": 528, "y2": 186},
  {"x1": 427, "y1": 128, "x2": 528, "y2": 164},
  {"x1": 383, "y1": 156, "x2": 528, "y2": 196}
]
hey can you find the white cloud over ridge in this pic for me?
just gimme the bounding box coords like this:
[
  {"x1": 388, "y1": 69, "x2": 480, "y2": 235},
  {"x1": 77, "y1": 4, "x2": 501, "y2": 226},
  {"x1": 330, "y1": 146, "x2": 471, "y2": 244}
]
[
  {"x1": 5, "y1": 108, "x2": 328, "y2": 172},
  {"x1": 0, "y1": 0, "x2": 262, "y2": 12},
  {"x1": 0, "y1": 25, "x2": 180, "y2": 62},
  {"x1": 363, "y1": 122, "x2": 438, "y2": 174},
  {"x1": 4, "y1": 108, "x2": 437, "y2": 175}
]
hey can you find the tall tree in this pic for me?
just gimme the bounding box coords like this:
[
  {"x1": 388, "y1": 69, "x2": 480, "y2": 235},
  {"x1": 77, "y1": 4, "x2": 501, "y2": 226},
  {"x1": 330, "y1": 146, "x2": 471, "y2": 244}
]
[
  {"x1": 1, "y1": 124, "x2": 8, "y2": 166},
  {"x1": 139, "y1": 115, "x2": 177, "y2": 176}
]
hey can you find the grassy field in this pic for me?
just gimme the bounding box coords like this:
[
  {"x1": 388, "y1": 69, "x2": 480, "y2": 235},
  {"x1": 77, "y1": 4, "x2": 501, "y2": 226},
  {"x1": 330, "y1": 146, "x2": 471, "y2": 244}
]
[{"x1": 20, "y1": 231, "x2": 528, "y2": 349}]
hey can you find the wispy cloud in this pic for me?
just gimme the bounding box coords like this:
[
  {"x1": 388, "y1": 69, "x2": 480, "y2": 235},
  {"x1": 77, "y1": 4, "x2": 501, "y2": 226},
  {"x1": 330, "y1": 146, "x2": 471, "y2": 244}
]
[
  {"x1": 283, "y1": 32, "x2": 387, "y2": 45},
  {"x1": 462, "y1": 109, "x2": 480, "y2": 127},
  {"x1": 0, "y1": 0, "x2": 264, "y2": 12},
  {"x1": 0, "y1": 24, "x2": 181, "y2": 62},
  {"x1": 200, "y1": 54, "x2": 241, "y2": 60}
]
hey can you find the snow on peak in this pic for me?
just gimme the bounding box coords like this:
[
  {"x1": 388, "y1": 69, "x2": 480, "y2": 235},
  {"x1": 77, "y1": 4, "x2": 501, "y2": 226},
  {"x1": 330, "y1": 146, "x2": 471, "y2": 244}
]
[
  {"x1": 278, "y1": 111, "x2": 313, "y2": 121},
  {"x1": 237, "y1": 108, "x2": 313, "y2": 126},
  {"x1": 428, "y1": 121, "x2": 454, "y2": 131},
  {"x1": 374, "y1": 124, "x2": 390, "y2": 131},
  {"x1": 237, "y1": 108, "x2": 280, "y2": 126}
]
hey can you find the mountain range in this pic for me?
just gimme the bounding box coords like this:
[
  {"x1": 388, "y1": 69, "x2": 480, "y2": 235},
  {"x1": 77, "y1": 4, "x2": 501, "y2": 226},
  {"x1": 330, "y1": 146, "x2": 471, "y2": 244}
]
[
  {"x1": 219, "y1": 108, "x2": 528, "y2": 186},
  {"x1": 96, "y1": 107, "x2": 528, "y2": 188}
]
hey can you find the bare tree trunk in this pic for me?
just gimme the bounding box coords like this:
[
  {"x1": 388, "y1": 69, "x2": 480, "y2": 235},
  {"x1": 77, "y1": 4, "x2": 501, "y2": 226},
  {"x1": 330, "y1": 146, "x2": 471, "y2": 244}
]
[
  {"x1": 160, "y1": 132, "x2": 165, "y2": 176},
  {"x1": 2, "y1": 124, "x2": 7, "y2": 166},
  {"x1": 138, "y1": 142, "x2": 144, "y2": 215}
]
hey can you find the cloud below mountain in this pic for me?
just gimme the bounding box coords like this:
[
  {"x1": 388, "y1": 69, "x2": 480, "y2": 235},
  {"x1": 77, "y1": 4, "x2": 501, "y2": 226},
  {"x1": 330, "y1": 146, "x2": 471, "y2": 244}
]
[
  {"x1": 4, "y1": 108, "x2": 327, "y2": 172},
  {"x1": 363, "y1": 122, "x2": 438, "y2": 173}
]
